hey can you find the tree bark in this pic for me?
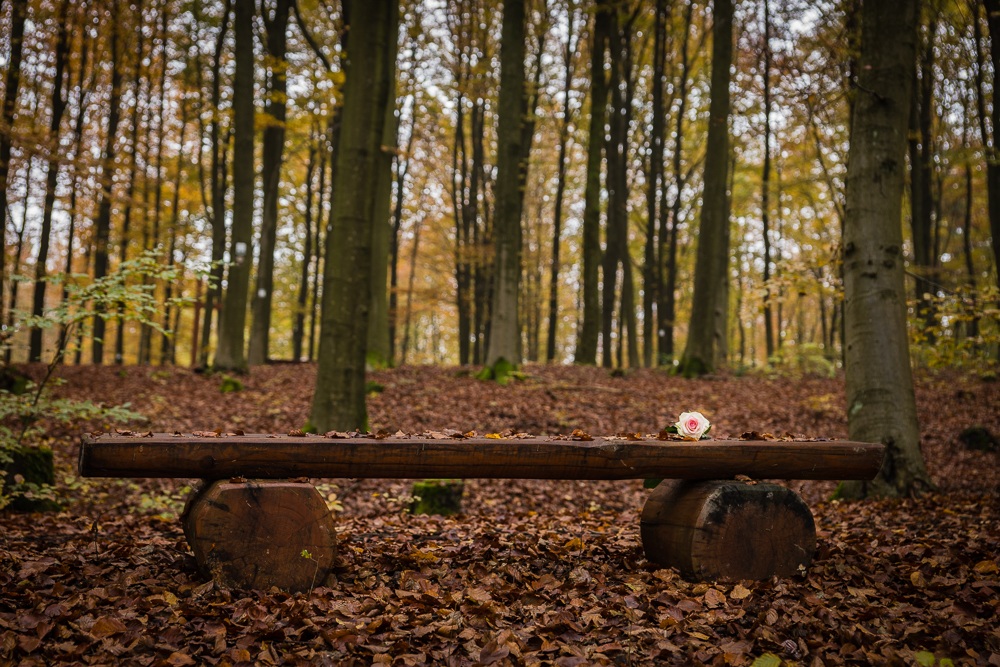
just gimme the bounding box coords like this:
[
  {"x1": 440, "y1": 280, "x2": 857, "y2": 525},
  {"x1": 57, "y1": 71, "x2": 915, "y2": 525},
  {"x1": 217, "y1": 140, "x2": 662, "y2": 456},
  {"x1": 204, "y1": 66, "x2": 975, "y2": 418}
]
[
  {"x1": 761, "y1": 0, "x2": 775, "y2": 361},
  {"x1": 839, "y1": 0, "x2": 932, "y2": 499},
  {"x1": 679, "y1": 0, "x2": 734, "y2": 376},
  {"x1": 215, "y1": 0, "x2": 256, "y2": 371},
  {"x1": 91, "y1": 1, "x2": 127, "y2": 365},
  {"x1": 248, "y1": 0, "x2": 293, "y2": 366},
  {"x1": 367, "y1": 74, "x2": 398, "y2": 368},
  {"x1": 977, "y1": 0, "x2": 1000, "y2": 290},
  {"x1": 293, "y1": 138, "x2": 317, "y2": 361},
  {"x1": 200, "y1": 0, "x2": 233, "y2": 368},
  {"x1": 29, "y1": 0, "x2": 73, "y2": 362},
  {"x1": 310, "y1": 0, "x2": 397, "y2": 431},
  {"x1": 0, "y1": 0, "x2": 28, "y2": 325},
  {"x1": 547, "y1": 4, "x2": 576, "y2": 364},
  {"x1": 642, "y1": 0, "x2": 667, "y2": 368},
  {"x1": 485, "y1": 0, "x2": 527, "y2": 367},
  {"x1": 660, "y1": 0, "x2": 694, "y2": 365},
  {"x1": 575, "y1": 0, "x2": 611, "y2": 365}
]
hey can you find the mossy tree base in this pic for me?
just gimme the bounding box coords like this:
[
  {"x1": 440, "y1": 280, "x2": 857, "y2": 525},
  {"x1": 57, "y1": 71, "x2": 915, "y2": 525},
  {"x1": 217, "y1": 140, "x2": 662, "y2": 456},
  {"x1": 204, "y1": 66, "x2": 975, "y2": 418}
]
[
  {"x1": 3, "y1": 446, "x2": 61, "y2": 512},
  {"x1": 409, "y1": 479, "x2": 464, "y2": 516}
]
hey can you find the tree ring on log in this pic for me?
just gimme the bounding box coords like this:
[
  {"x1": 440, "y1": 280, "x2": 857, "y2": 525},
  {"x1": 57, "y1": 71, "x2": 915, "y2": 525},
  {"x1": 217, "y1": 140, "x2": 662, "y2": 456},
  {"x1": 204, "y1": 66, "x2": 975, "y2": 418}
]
[
  {"x1": 640, "y1": 480, "x2": 816, "y2": 582},
  {"x1": 183, "y1": 480, "x2": 337, "y2": 592}
]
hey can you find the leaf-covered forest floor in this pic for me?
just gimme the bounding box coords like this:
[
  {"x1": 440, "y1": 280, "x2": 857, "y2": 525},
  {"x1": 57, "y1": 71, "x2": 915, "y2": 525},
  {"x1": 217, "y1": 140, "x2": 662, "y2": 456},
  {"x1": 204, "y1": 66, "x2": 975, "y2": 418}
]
[{"x1": 2, "y1": 363, "x2": 999, "y2": 666}]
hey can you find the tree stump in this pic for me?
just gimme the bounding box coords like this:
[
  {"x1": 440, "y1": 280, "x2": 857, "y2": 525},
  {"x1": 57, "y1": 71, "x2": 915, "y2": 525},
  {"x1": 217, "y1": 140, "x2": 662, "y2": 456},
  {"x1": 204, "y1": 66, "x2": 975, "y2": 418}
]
[
  {"x1": 640, "y1": 480, "x2": 816, "y2": 581},
  {"x1": 409, "y1": 479, "x2": 464, "y2": 516},
  {"x1": 182, "y1": 480, "x2": 337, "y2": 592}
]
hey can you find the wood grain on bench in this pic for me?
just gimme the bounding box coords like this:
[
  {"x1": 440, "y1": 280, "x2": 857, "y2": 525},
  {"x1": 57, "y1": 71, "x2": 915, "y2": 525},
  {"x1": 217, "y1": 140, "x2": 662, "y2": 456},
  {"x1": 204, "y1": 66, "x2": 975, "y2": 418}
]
[{"x1": 79, "y1": 433, "x2": 884, "y2": 481}]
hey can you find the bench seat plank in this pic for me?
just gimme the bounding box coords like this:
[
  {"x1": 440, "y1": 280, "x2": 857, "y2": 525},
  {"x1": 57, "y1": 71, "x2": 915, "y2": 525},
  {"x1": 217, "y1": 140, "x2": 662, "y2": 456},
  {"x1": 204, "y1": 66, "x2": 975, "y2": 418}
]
[{"x1": 79, "y1": 434, "x2": 884, "y2": 481}]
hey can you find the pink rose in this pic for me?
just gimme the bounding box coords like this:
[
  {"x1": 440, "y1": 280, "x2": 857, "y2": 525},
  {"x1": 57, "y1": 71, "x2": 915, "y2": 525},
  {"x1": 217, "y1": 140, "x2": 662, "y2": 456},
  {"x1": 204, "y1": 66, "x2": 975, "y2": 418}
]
[{"x1": 676, "y1": 411, "x2": 711, "y2": 439}]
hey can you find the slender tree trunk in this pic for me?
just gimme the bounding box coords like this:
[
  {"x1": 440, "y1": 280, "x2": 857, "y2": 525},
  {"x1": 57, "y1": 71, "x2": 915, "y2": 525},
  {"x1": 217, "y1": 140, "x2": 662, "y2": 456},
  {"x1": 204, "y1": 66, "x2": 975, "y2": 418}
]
[
  {"x1": 679, "y1": 0, "x2": 733, "y2": 376},
  {"x1": 761, "y1": 0, "x2": 775, "y2": 361},
  {"x1": 160, "y1": 99, "x2": 188, "y2": 362},
  {"x1": 401, "y1": 210, "x2": 423, "y2": 364},
  {"x1": 60, "y1": 13, "x2": 93, "y2": 358},
  {"x1": 112, "y1": 0, "x2": 148, "y2": 365},
  {"x1": 200, "y1": 0, "x2": 232, "y2": 368},
  {"x1": 977, "y1": 0, "x2": 1000, "y2": 290},
  {"x1": 368, "y1": 80, "x2": 398, "y2": 368},
  {"x1": 661, "y1": 0, "x2": 694, "y2": 364},
  {"x1": 839, "y1": 0, "x2": 932, "y2": 499},
  {"x1": 576, "y1": 0, "x2": 611, "y2": 365},
  {"x1": 29, "y1": 0, "x2": 72, "y2": 362},
  {"x1": 6, "y1": 162, "x2": 32, "y2": 363},
  {"x1": 311, "y1": 0, "x2": 397, "y2": 431},
  {"x1": 139, "y1": 5, "x2": 170, "y2": 365},
  {"x1": 0, "y1": 0, "x2": 28, "y2": 324},
  {"x1": 602, "y1": 8, "x2": 625, "y2": 369},
  {"x1": 293, "y1": 139, "x2": 318, "y2": 361},
  {"x1": 248, "y1": 0, "x2": 292, "y2": 365},
  {"x1": 92, "y1": 2, "x2": 127, "y2": 365},
  {"x1": 215, "y1": 0, "x2": 256, "y2": 371},
  {"x1": 389, "y1": 114, "x2": 415, "y2": 365},
  {"x1": 642, "y1": 0, "x2": 666, "y2": 368},
  {"x1": 485, "y1": 0, "x2": 527, "y2": 367},
  {"x1": 961, "y1": 92, "x2": 979, "y2": 340},
  {"x1": 547, "y1": 4, "x2": 575, "y2": 364},
  {"x1": 309, "y1": 143, "x2": 327, "y2": 362}
]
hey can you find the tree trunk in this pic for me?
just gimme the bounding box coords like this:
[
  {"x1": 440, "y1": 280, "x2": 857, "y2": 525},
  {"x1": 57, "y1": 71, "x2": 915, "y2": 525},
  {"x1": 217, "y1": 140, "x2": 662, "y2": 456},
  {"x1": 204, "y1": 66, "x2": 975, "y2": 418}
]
[
  {"x1": 160, "y1": 99, "x2": 188, "y2": 362},
  {"x1": 839, "y1": 0, "x2": 932, "y2": 499},
  {"x1": 679, "y1": 0, "x2": 733, "y2": 377},
  {"x1": 642, "y1": 0, "x2": 667, "y2": 368},
  {"x1": 575, "y1": 0, "x2": 611, "y2": 365},
  {"x1": 761, "y1": 0, "x2": 775, "y2": 361},
  {"x1": 215, "y1": 0, "x2": 256, "y2": 371},
  {"x1": 660, "y1": 0, "x2": 694, "y2": 365},
  {"x1": 200, "y1": 0, "x2": 232, "y2": 368},
  {"x1": 0, "y1": 0, "x2": 28, "y2": 326},
  {"x1": 388, "y1": 113, "x2": 415, "y2": 366},
  {"x1": 485, "y1": 0, "x2": 527, "y2": 367},
  {"x1": 367, "y1": 72, "x2": 398, "y2": 368},
  {"x1": 293, "y1": 138, "x2": 317, "y2": 362},
  {"x1": 547, "y1": 4, "x2": 576, "y2": 364},
  {"x1": 29, "y1": 0, "x2": 72, "y2": 362},
  {"x1": 310, "y1": 0, "x2": 397, "y2": 431},
  {"x1": 978, "y1": 0, "x2": 1000, "y2": 291},
  {"x1": 248, "y1": 0, "x2": 292, "y2": 366},
  {"x1": 112, "y1": 0, "x2": 148, "y2": 365},
  {"x1": 91, "y1": 1, "x2": 127, "y2": 365}
]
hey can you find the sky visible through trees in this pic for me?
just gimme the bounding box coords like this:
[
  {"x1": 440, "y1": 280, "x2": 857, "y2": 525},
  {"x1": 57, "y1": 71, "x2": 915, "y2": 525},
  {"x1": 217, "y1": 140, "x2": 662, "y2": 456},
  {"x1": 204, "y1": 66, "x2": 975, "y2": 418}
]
[{"x1": 0, "y1": 0, "x2": 997, "y2": 371}]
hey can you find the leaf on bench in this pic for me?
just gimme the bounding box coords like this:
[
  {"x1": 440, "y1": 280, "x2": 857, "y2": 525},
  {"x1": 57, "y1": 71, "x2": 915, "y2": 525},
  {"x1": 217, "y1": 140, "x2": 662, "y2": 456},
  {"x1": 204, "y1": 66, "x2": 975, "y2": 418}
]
[{"x1": 571, "y1": 429, "x2": 593, "y2": 441}]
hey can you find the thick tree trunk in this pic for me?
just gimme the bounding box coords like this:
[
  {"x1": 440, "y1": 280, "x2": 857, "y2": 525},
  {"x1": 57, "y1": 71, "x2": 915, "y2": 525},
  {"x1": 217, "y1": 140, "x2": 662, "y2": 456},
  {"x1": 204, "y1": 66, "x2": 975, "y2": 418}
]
[
  {"x1": 248, "y1": 0, "x2": 292, "y2": 366},
  {"x1": 485, "y1": 0, "x2": 527, "y2": 367},
  {"x1": 839, "y1": 0, "x2": 932, "y2": 499},
  {"x1": 91, "y1": 2, "x2": 126, "y2": 365},
  {"x1": 0, "y1": 0, "x2": 28, "y2": 325},
  {"x1": 679, "y1": 0, "x2": 733, "y2": 377},
  {"x1": 215, "y1": 0, "x2": 256, "y2": 371},
  {"x1": 29, "y1": 0, "x2": 72, "y2": 362},
  {"x1": 575, "y1": 0, "x2": 611, "y2": 365},
  {"x1": 200, "y1": 0, "x2": 232, "y2": 368},
  {"x1": 310, "y1": 0, "x2": 397, "y2": 431}
]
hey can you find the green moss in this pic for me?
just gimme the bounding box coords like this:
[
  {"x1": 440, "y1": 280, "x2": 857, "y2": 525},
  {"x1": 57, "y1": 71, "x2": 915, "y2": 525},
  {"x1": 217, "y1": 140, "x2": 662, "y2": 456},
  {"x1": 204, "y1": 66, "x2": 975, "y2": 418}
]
[
  {"x1": 409, "y1": 479, "x2": 464, "y2": 516},
  {"x1": 679, "y1": 356, "x2": 710, "y2": 378},
  {"x1": 3, "y1": 446, "x2": 61, "y2": 512},
  {"x1": 365, "y1": 380, "x2": 385, "y2": 395},
  {"x1": 219, "y1": 375, "x2": 245, "y2": 393}
]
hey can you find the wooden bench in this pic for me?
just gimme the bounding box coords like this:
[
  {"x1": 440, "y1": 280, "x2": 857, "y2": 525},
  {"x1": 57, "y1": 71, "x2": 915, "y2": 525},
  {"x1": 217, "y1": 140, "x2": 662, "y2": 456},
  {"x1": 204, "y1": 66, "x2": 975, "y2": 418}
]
[{"x1": 79, "y1": 432, "x2": 884, "y2": 591}]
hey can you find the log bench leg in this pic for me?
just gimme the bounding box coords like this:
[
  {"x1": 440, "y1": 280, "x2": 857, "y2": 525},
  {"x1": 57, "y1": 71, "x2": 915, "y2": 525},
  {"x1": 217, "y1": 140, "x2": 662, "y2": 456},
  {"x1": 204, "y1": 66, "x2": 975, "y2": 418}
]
[
  {"x1": 640, "y1": 480, "x2": 816, "y2": 582},
  {"x1": 182, "y1": 480, "x2": 337, "y2": 592}
]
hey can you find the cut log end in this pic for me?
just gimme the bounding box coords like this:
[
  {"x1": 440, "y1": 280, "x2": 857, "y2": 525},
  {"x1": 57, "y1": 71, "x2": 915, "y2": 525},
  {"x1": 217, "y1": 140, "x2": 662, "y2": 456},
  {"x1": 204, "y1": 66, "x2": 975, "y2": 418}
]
[
  {"x1": 183, "y1": 480, "x2": 337, "y2": 592},
  {"x1": 640, "y1": 480, "x2": 816, "y2": 582}
]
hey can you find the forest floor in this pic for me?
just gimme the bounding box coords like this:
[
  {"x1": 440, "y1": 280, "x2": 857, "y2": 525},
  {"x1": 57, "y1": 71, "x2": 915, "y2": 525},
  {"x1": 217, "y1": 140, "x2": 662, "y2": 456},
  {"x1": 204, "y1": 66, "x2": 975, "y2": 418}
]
[{"x1": 1, "y1": 363, "x2": 999, "y2": 666}]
